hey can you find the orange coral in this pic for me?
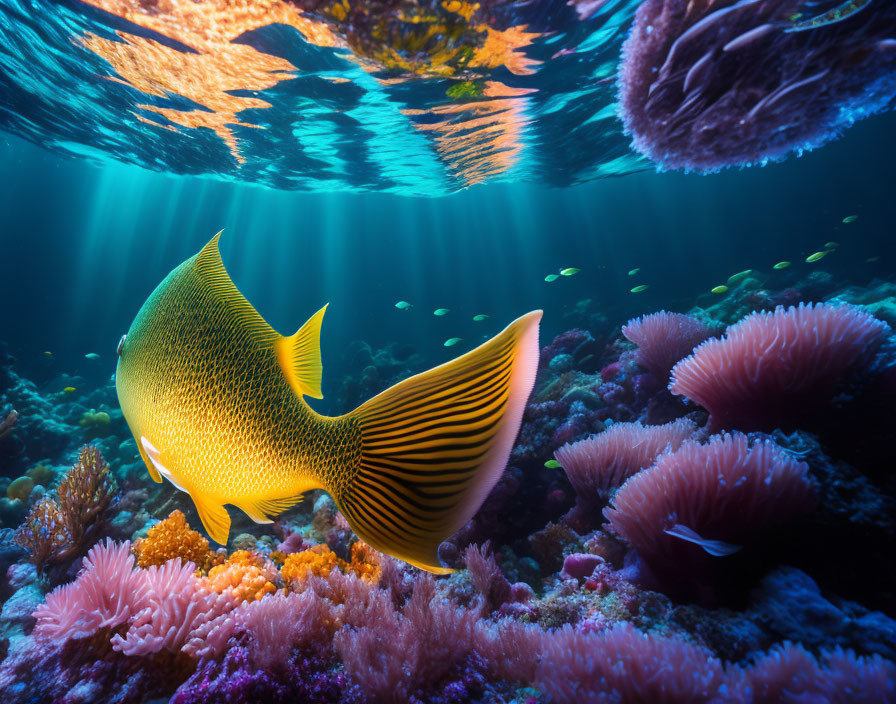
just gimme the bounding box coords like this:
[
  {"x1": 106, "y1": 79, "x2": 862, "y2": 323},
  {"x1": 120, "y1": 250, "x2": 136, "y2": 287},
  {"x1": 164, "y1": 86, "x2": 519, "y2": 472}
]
[
  {"x1": 205, "y1": 550, "x2": 278, "y2": 602},
  {"x1": 281, "y1": 542, "x2": 382, "y2": 588},
  {"x1": 281, "y1": 544, "x2": 345, "y2": 586},
  {"x1": 133, "y1": 510, "x2": 214, "y2": 571},
  {"x1": 349, "y1": 541, "x2": 382, "y2": 583}
]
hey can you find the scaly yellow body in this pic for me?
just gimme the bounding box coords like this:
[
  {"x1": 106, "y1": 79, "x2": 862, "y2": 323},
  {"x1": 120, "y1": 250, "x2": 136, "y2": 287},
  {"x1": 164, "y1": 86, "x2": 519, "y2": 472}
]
[{"x1": 116, "y1": 233, "x2": 541, "y2": 572}]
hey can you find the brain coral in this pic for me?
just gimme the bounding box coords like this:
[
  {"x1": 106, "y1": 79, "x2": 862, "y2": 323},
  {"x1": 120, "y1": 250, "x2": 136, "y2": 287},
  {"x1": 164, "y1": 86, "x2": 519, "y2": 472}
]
[
  {"x1": 622, "y1": 311, "x2": 718, "y2": 381},
  {"x1": 618, "y1": 0, "x2": 896, "y2": 171},
  {"x1": 669, "y1": 303, "x2": 890, "y2": 431},
  {"x1": 604, "y1": 433, "x2": 815, "y2": 600}
]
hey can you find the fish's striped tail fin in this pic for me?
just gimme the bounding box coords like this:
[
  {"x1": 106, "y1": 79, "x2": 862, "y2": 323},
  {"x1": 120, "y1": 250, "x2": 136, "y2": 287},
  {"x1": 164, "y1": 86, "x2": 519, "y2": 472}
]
[{"x1": 339, "y1": 311, "x2": 541, "y2": 573}]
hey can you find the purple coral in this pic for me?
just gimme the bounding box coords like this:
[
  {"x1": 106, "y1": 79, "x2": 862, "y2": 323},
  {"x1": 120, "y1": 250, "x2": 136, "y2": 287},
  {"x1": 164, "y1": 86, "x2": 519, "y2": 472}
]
[
  {"x1": 555, "y1": 419, "x2": 696, "y2": 501},
  {"x1": 622, "y1": 311, "x2": 718, "y2": 381},
  {"x1": 604, "y1": 433, "x2": 815, "y2": 599},
  {"x1": 618, "y1": 0, "x2": 896, "y2": 171},
  {"x1": 669, "y1": 303, "x2": 890, "y2": 431},
  {"x1": 536, "y1": 623, "x2": 730, "y2": 703}
]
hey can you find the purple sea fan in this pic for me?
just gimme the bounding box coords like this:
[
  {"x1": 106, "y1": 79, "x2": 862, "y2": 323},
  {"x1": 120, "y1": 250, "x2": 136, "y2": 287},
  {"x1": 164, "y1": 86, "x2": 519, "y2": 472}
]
[
  {"x1": 622, "y1": 311, "x2": 718, "y2": 381},
  {"x1": 535, "y1": 622, "x2": 732, "y2": 703},
  {"x1": 669, "y1": 303, "x2": 890, "y2": 431},
  {"x1": 603, "y1": 433, "x2": 815, "y2": 598},
  {"x1": 618, "y1": 0, "x2": 896, "y2": 171},
  {"x1": 555, "y1": 419, "x2": 697, "y2": 501},
  {"x1": 33, "y1": 539, "x2": 150, "y2": 644}
]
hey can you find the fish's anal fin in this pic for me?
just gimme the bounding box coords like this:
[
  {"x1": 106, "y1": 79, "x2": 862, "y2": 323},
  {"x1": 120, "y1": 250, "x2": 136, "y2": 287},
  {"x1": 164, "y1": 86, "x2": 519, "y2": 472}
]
[
  {"x1": 275, "y1": 304, "x2": 327, "y2": 400},
  {"x1": 236, "y1": 496, "x2": 305, "y2": 525},
  {"x1": 338, "y1": 310, "x2": 541, "y2": 574},
  {"x1": 137, "y1": 441, "x2": 162, "y2": 483},
  {"x1": 192, "y1": 493, "x2": 232, "y2": 545}
]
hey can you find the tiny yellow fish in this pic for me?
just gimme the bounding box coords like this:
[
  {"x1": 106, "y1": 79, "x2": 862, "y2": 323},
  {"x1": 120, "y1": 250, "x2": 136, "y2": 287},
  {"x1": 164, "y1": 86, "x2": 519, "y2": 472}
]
[
  {"x1": 433, "y1": 308, "x2": 450, "y2": 316},
  {"x1": 628, "y1": 268, "x2": 640, "y2": 276},
  {"x1": 806, "y1": 251, "x2": 828, "y2": 263},
  {"x1": 824, "y1": 241, "x2": 839, "y2": 250},
  {"x1": 545, "y1": 274, "x2": 560, "y2": 282},
  {"x1": 560, "y1": 268, "x2": 581, "y2": 276},
  {"x1": 773, "y1": 261, "x2": 791, "y2": 270},
  {"x1": 116, "y1": 234, "x2": 542, "y2": 573},
  {"x1": 443, "y1": 337, "x2": 463, "y2": 347},
  {"x1": 726, "y1": 269, "x2": 752, "y2": 287},
  {"x1": 630, "y1": 285, "x2": 649, "y2": 293},
  {"x1": 843, "y1": 215, "x2": 858, "y2": 224},
  {"x1": 85, "y1": 353, "x2": 100, "y2": 360},
  {"x1": 544, "y1": 459, "x2": 561, "y2": 469},
  {"x1": 473, "y1": 314, "x2": 489, "y2": 322},
  {"x1": 711, "y1": 285, "x2": 728, "y2": 295},
  {"x1": 395, "y1": 301, "x2": 412, "y2": 310},
  {"x1": 63, "y1": 386, "x2": 77, "y2": 394},
  {"x1": 43, "y1": 351, "x2": 53, "y2": 356}
]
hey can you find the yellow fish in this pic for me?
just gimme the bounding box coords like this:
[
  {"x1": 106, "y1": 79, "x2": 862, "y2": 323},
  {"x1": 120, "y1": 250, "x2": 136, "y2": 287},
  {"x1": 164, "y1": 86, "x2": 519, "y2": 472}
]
[{"x1": 116, "y1": 233, "x2": 541, "y2": 573}]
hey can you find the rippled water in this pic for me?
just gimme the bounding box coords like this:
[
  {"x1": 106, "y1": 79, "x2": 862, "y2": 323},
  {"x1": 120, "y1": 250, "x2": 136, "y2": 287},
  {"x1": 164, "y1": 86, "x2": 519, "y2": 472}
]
[{"x1": 0, "y1": 0, "x2": 648, "y2": 195}]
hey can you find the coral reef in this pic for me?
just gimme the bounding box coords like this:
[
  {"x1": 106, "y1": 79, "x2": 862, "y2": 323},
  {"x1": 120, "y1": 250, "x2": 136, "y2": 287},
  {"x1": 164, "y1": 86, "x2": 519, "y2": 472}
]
[
  {"x1": 619, "y1": 0, "x2": 896, "y2": 171},
  {"x1": 1, "y1": 278, "x2": 895, "y2": 702}
]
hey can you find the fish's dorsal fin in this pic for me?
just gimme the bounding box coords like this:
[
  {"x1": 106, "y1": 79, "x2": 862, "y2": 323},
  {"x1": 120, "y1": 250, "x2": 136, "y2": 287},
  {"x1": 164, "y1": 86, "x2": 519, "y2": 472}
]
[
  {"x1": 192, "y1": 231, "x2": 278, "y2": 345},
  {"x1": 275, "y1": 304, "x2": 327, "y2": 400}
]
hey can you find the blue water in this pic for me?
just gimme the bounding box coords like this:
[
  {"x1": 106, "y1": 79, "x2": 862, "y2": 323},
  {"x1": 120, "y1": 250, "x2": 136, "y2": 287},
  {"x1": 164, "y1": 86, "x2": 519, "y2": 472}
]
[{"x1": 1, "y1": 106, "x2": 893, "y2": 413}]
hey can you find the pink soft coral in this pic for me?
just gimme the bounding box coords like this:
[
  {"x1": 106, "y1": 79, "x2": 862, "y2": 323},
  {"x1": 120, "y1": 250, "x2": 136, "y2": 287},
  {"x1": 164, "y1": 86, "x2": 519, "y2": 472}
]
[
  {"x1": 33, "y1": 539, "x2": 150, "y2": 644},
  {"x1": 555, "y1": 419, "x2": 696, "y2": 502},
  {"x1": 669, "y1": 303, "x2": 889, "y2": 431}
]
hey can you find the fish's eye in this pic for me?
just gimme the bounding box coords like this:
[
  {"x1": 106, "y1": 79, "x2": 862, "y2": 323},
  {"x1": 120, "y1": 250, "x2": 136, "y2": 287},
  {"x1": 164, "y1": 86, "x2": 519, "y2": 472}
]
[{"x1": 117, "y1": 334, "x2": 127, "y2": 357}]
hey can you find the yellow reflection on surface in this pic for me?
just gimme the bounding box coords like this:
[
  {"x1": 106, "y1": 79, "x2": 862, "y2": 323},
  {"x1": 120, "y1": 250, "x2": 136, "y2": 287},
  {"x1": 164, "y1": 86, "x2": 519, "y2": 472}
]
[
  {"x1": 403, "y1": 82, "x2": 534, "y2": 186},
  {"x1": 78, "y1": 0, "x2": 342, "y2": 163}
]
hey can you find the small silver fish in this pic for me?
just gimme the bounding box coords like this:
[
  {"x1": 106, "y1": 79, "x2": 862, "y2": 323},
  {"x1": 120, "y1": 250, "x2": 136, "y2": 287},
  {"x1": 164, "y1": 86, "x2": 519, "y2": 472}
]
[
  {"x1": 544, "y1": 274, "x2": 560, "y2": 282},
  {"x1": 85, "y1": 353, "x2": 100, "y2": 360},
  {"x1": 395, "y1": 301, "x2": 412, "y2": 310},
  {"x1": 433, "y1": 308, "x2": 450, "y2": 316},
  {"x1": 473, "y1": 314, "x2": 489, "y2": 322},
  {"x1": 443, "y1": 337, "x2": 463, "y2": 347}
]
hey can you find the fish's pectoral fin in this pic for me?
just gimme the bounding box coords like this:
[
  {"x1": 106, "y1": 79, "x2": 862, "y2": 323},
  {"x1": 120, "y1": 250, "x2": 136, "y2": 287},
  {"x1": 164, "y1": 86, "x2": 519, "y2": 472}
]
[
  {"x1": 236, "y1": 496, "x2": 305, "y2": 524},
  {"x1": 137, "y1": 440, "x2": 162, "y2": 483},
  {"x1": 275, "y1": 304, "x2": 327, "y2": 400},
  {"x1": 192, "y1": 493, "x2": 232, "y2": 545}
]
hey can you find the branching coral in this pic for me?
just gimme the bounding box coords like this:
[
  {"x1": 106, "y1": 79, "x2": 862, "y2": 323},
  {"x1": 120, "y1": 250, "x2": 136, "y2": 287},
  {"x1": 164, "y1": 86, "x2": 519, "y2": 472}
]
[
  {"x1": 604, "y1": 433, "x2": 815, "y2": 600},
  {"x1": 15, "y1": 446, "x2": 117, "y2": 575},
  {"x1": 555, "y1": 419, "x2": 697, "y2": 502},
  {"x1": 622, "y1": 311, "x2": 718, "y2": 381},
  {"x1": 134, "y1": 510, "x2": 214, "y2": 571},
  {"x1": 669, "y1": 303, "x2": 890, "y2": 431}
]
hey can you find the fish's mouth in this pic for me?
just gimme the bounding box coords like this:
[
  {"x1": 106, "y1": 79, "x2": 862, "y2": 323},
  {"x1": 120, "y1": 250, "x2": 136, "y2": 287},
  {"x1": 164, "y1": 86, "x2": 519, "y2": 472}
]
[{"x1": 117, "y1": 334, "x2": 127, "y2": 357}]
